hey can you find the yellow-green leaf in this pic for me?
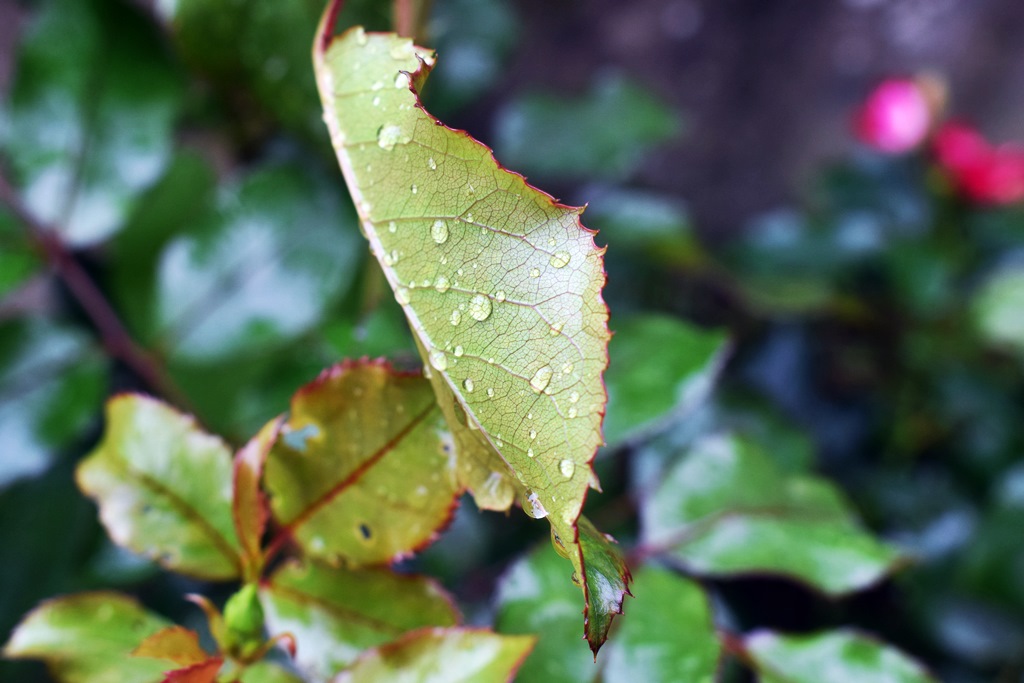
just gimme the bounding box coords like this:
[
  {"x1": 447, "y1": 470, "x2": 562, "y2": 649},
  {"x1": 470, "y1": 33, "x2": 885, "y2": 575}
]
[
  {"x1": 261, "y1": 559, "x2": 459, "y2": 679},
  {"x1": 334, "y1": 628, "x2": 535, "y2": 683},
  {"x1": 264, "y1": 359, "x2": 458, "y2": 565},
  {"x1": 76, "y1": 395, "x2": 242, "y2": 580},
  {"x1": 132, "y1": 626, "x2": 210, "y2": 667},
  {"x1": 313, "y1": 2, "x2": 609, "y2": 530},
  {"x1": 3, "y1": 592, "x2": 171, "y2": 683}
]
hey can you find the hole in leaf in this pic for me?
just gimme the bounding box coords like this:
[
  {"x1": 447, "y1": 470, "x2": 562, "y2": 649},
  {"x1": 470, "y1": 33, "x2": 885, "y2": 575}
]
[{"x1": 358, "y1": 524, "x2": 372, "y2": 540}]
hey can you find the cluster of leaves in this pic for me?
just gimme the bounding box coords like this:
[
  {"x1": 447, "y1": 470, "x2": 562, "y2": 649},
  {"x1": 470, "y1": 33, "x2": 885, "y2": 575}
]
[{"x1": 2, "y1": 0, "x2": 1017, "y2": 681}]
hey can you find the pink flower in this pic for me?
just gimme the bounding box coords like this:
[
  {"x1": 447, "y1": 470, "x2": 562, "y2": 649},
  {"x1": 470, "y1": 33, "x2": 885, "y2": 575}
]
[
  {"x1": 854, "y1": 78, "x2": 933, "y2": 153},
  {"x1": 932, "y1": 121, "x2": 1024, "y2": 206}
]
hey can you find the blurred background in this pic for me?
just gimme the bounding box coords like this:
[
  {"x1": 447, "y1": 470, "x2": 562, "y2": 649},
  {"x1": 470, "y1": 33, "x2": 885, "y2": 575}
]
[{"x1": 1, "y1": 0, "x2": 1023, "y2": 681}]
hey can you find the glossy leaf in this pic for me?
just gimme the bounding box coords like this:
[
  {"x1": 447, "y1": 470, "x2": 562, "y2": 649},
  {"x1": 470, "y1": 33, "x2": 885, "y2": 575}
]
[
  {"x1": 264, "y1": 359, "x2": 458, "y2": 565},
  {"x1": 573, "y1": 516, "x2": 632, "y2": 654},
  {"x1": 744, "y1": 630, "x2": 937, "y2": 683},
  {"x1": 334, "y1": 628, "x2": 535, "y2": 683},
  {"x1": 3, "y1": 592, "x2": 171, "y2": 683},
  {"x1": 604, "y1": 315, "x2": 728, "y2": 446},
  {"x1": 76, "y1": 395, "x2": 242, "y2": 580},
  {"x1": 316, "y1": 0, "x2": 606, "y2": 532},
  {"x1": 3, "y1": 0, "x2": 180, "y2": 245},
  {"x1": 496, "y1": 542, "x2": 605, "y2": 683},
  {"x1": 234, "y1": 416, "x2": 284, "y2": 580},
  {"x1": 602, "y1": 568, "x2": 720, "y2": 683},
  {"x1": 0, "y1": 317, "x2": 106, "y2": 488},
  {"x1": 261, "y1": 559, "x2": 459, "y2": 679},
  {"x1": 156, "y1": 164, "x2": 362, "y2": 362},
  {"x1": 314, "y1": 5, "x2": 613, "y2": 652},
  {"x1": 641, "y1": 433, "x2": 903, "y2": 595},
  {"x1": 132, "y1": 626, "x2": 209, "y2": 667},
  {"x1": 494, "y1": 75, "x2": 680, "y2": 181}
]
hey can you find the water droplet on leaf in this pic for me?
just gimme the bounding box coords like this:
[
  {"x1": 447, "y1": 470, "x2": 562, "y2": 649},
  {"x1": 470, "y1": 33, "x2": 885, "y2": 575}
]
[
  {"x1": 449, "y1": 309, "x2": 462, "y2": 326},
  {"x1": 494, "y1": 290, "x2": 506, "y2": 303},
  {"x1": 559, "y1": 459, "x2": 575, "y2": 478},
  {"x1": 434, "y1": 275, "x2": 450, "y2": 292},
  {"x1": 429, "y1": 348, "x2": 448, "y2": 371},
  {"x1": 468, "y1": 295, "x2": 492, "y2": 321},
  {"x1": 529, "y1": 268, "x2": 541, "y2": 278},
  {"x1": 454, "y1": 345, "x2": 464, "y2": 357},
  {"x1": 431, "y1": 220, "x2": 449, "y2": 244},
  {"x1": 550, "y1": 252, "x2": 570, "y2": 268},
  {"x1": 395, "y1": 287, "x2": 411, "y2": 304},
  {"x1": 530, "y1": 366, "x2": 553, "y2": 393},
  {"x1": 463, "y1": 378, "x2": 475, "y2": 392},
  {"x1": 377, "y1": 124, "x2": 409, "y2": 150}
]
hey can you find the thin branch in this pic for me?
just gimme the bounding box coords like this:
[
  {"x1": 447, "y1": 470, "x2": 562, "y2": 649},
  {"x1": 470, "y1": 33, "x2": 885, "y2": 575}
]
[{"x1": 0, "y1": 170, "x2": 195, "y2": 413}]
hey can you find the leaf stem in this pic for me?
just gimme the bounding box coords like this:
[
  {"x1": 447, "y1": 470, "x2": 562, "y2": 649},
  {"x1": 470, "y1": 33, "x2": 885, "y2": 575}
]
[{"x1": 0, "y1": 169, "x2": 195, "y2": 413}]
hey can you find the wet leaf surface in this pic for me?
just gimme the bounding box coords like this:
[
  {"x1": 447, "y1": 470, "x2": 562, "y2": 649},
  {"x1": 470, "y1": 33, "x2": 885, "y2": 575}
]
[{"x1": 264, "y1": 360, "x2": 458, "y2": 565}]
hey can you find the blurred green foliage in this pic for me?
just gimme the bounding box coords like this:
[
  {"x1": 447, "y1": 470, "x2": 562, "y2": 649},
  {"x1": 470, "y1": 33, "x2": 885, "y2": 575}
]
[{"x1": 1, "y1": 0, "x2": 1022, "y2": 681}]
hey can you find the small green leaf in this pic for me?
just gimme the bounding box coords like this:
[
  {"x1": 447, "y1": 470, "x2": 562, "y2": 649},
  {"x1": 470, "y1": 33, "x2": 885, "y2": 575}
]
[
  {"x1": 3, "y1": 0, "x2": 181, "y2": 245},
  {"x1": 264, "y1": 359, "x2": 458, "y2": 564},
  {"x1": 0, "y1": 317, "x2": 106, "y2": 488},
  {"x1": 496, "y1": 542, "x2": 603, "y2": 683},
  {"x1": 334, "y1": 628, "x2": 535, "y2": 683},
  {"x1": 604, "y1": 315, "x2": 728, "y2": 446},
  {"x1": 602, "y1": 568, "x2": 721, "y2": 683},
  {"x1": 743, "y1": 630, "x2": 937, "y2": 683},
  {"x1": 641, "y1": 433, "x2": 903, "y2": 595},
  {"x1": 3, "y1": 592, "x2": 171, "y2": 683},
  {"x1": 155, "y1": 164, "x2": 362, "y2": 362},
  {"x1": 77, "y1": 395, "x2": 242, "y2": 580},
  {"x1": 494, "y1": 75, "x2": 680, "y2": 181},
  {"x1": 261, "y1": 559, "x2": 459, "y2": 679},
  {"x1": 572, "y1": 516, "x2": 632, "y2": 654}
]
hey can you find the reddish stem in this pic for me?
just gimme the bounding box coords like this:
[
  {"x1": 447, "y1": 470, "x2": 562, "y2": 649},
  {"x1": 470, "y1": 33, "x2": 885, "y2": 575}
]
[{"x1": 0, "y1": 171, "x2": 194, "y2": 412}]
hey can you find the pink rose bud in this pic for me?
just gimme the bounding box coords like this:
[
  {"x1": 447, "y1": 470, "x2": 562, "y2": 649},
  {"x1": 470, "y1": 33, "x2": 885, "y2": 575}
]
[
  {"x1": 853, "y1": 78, "x2": 932, "y2": 153},
  {"x1": 932, "y1": 122, "x2": 1024, "y2": 206}
]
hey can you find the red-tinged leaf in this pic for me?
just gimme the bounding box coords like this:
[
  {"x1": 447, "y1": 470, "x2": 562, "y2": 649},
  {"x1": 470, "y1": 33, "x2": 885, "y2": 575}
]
[
  {"x1": 234, "y1": 416, "x2": 285, "y2": 580},
  {"x1": 313, "y1": 0, "x2": 617, "y2": 656},
  {"x1": 264, "y1": 359, "x2": 458, "y2": 565},
  {"x1": 163, "y1": 657, "x2": 223, "y2": 683},
  {"x1": 333, "y1": 627, "x2": 536, "y2": 683},
  {"x1": 76, "y1": 395, "x2": 242, "y2": 580},
  {"x1": 133, "y1": 626, "x2": 210, "y2": 667},
  {"x1": 551, "y1": 515, "x2": 632, "y2": 656}
]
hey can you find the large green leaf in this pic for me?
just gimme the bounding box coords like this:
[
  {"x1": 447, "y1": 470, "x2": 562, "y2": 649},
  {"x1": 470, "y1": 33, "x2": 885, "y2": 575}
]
[
  {"x1": 264, "y1": 359, "x2": 458, "y2": 565},
  {"x1": 604, "y1": 315, "x2": 728, "y2": 446},
  {"x1": 640, "y1": 433, "x2": 903, "y2": 595},
  {"x1": 602, "y1": 567, "x2": 721, "y2": 683},
  {"x1": 743, "y1": 630, "x2": 937, "y2": 683},
  {"x1": 2, "y1": 592, "x2": 171, "y2": 683},
  {"x1": 0, "y1": 317, "x2": 106, "y2": 489},
  {"x1": 315, "y1": 5, "x2": 609, "y2": 520},
  {"x1": 76, "y1": 395, "x2": 242, "y2": 580},
  {"x1": 155, "y1": 164, "x2": 362, "y2": 362},
  {"x1": 261, "y1": 559, "x2": 459, "y2": 679},
  {"x1": 334, "y1": 628, "x2": 535, "y2": 683},
  {"x1": 314, "y1": 2, "x2": 619, "y2": 649},
  {"x1": 3, "y1": 0, "x2": 181, "y2": 245}
]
